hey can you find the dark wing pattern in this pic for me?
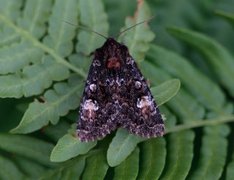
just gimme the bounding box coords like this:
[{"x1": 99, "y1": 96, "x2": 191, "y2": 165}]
[
  {"x1": 77, "y1": 58, "x2": 118, "y2": 142},
  {"x1": 120, "y1": 59, "x2": 164, "y2": 138},
  {"x1": 77, "y1": 38, "x2": 164, "y2": 142}
]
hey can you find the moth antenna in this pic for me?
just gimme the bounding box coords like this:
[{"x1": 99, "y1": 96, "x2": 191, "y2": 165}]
[
  {"x1": 116, "y1": 16, "x2": 155, "y2": 39},
  {"x1": 63, "y1": 19, "x2": 108, "y2": 40}
]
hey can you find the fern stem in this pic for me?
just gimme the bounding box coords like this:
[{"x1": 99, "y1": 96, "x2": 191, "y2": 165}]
[
  {"x1": 166, "y1": 115, "x2": 234, "y2": 134},
  {"x1": 0, "y1": 14, "x2": 86, "y2": 78}
]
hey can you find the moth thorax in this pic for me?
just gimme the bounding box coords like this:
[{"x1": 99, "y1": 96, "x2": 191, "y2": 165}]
[{"x1": 106, "y1": 57, "x2": 121, "y2": 69}]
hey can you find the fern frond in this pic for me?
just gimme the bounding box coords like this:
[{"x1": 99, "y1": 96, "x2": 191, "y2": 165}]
[
  {"x1": 161, "y1": 131, "x2": 195, "y2": 179},
  {"x1": 120, "y1": 0, "x2": 155, "y2": 62},
  {"x1": 0, "y1": 0, "x2": 22, "y2": 46},
  {"x1": 43, "y1": 0, "x2": 78, "y2": 57},
  {"x1": 40, "y1": 157, "x2": 85, "y2": 180},
  {"x1": 215, "y1": 11, "x2": 234, "y2": 27},
  {"x1": 0, "y1": 134, "x2": 54, "y2": 167},
  {"x1": 19, "y1": 0, "x2": 52, "y2": 38},
  {"x1": 14, "y1": 156, "x2": 46, "y2": 179},
  {"x1": 189, "y1": 125, "x2": 230, "y2": 179},
  {"x1": 0, "y1": 57, "x2": 69, "y2": 98},
  {"x1": 0, "y1": 0, "x2": 22, "y2": 21},
  {"x1": 43, "y1": 121, "x2": 71, "y2": 142},
  {"x1": 107, "y1": 129, "x2": 143, "y2": 167},
  {"x1": 82, "y1": 150, "x2": 108, "y2": 180},
  {"x1": 137, "y1": 138, "x2": 166, "y2": 180},
  {"x1": 50, "y1": 133, "x2": 96, "y2": 162},
  {"x1": 0, "y1": 156, "x2": 24, "y2": 180},
  {"x1": 0, "y1": 41, "x2": 43, "y2": 74},
  {"x1": 76, "y1": 0, "x2": 109, "y2": 55},
  {"x1": 113, "y1": 147, "x2": 139, "y2": 180},
  {"x1": 168, "y1": 27, "x2": 234, "y2": 97},
  {"x1": 11, "y1": 75, "x2": 80, "y2": 133},
  {"x1": 226, "y1": 152, "x2": 234, "y2": 179},
  {"x1": 151, "y1": 79, "x2": 180, "y2": 106},
  {"x1": 147, "y1": 45, "x2": 227, "y2": 111}
]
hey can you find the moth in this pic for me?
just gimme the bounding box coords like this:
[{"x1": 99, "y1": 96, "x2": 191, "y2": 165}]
[{"x1": 77, "y1": 23, "x2": 164, "y2": 142}]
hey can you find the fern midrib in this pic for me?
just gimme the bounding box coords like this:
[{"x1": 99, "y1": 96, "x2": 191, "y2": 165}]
[
  {"x1": 166, "y1": 115, "x2": 234, "y2": 134},
  {"x1": 0, "y1": 13, "x2": 86, "y2": 78}
]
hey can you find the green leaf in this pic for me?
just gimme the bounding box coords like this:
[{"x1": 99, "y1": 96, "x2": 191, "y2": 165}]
[
  {"x1": 0, "y1": 0, "x2": 22, "y2": 21},
  {"x1": 0, "y1": 12, "x2": 85, "y2": 76},
  {"x1": 168, "y1": 27, "x2": 234, "y2": 97},
  {"x1": 226, "y1": 153, "x2": 234, "y2": 180},
  {"x1": 215, "y1": 10, "x2": 234, "y2": 27},
  {"x1": 189, "y1": 125, "x2": 230, "y2": 179},
  {"x1": 0, "y1": 42, "x2": 43, "y2": 74},
  {"x1": 82, "y1": 150, "x2": 108, "y2": 180},
  {"x1": 0, "y1": 0, "x2": 22, "y2": 46},
  {"x1": 121, "y1": 0, "x2": 155, "y2": 61},
  {"x1": 103, "y1": 0, "x2": 136, "y2": 36},
  {"x1": 137, "y1": 138, "x2": 166, "y2": 180},
  {"x1": 147, "y1": 45, "x2": 226, "y2": 111},
  {"x1": 0, "y1": 134, "x2": 54, "y2": 167},
  {"x1": 107, "y1": 129, "x2": 144, "y2": 167},
  {"x1": 11, "y1": 76, "x2": 81, "y2": 133},
  {"x1": 43, "y1": 0, "x2": 78, "y2": 57},
  {"x1": 77, "y1": 0, "x2": 109, "y2": 55},
  {"x1": 40, "y1": 156, "x2": 85, "y2": 180},
  {"x1": 43, "y1": 121, "x2": 71, "y2": 142},
  {"x1": 160, "y1": 130, "x2": 195, "y2": 179},
  {"x1": 18, "y1": 0, "x2": 52, "y2": 38},
  {"x1": 14, "y1": 156, "x2": 46, "y2": 178},
  {"x1": 151, "y1": 79, "x2": 180, "y2": 106},
  {"x1": 113, "y1": 147, "x2": 139, "y2": 180},
  {"x1": 168, "y1": 89, "x2": 205, "y2": 121},
  {"x1": 50, "y1": 134, "x2": 97, "y2": 162},
  {"x1": 0, "y1": 56, "x2": 69, "y2": 98},
  {"x1": 0, "y1": 156, "x2": 24, "y2": 180}
]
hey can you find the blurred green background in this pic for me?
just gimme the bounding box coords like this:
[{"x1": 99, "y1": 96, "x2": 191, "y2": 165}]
[{"x1": 0, "y1": 0, "x2": 234, "y2": 179}]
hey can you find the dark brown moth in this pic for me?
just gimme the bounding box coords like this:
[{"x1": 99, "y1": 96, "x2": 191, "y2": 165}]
[{"x1": 77, "y1": 37, "x2": 164, "y2": 142}]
